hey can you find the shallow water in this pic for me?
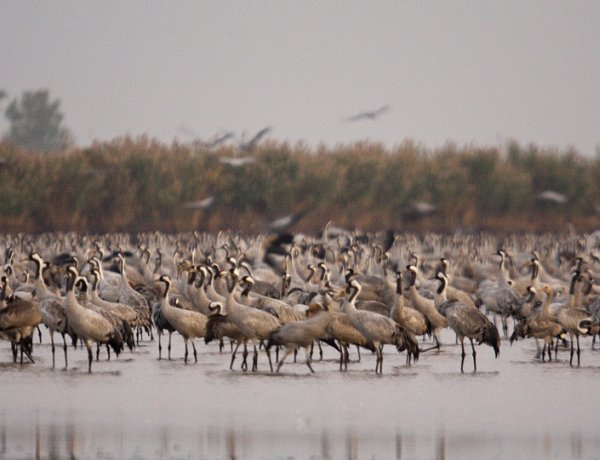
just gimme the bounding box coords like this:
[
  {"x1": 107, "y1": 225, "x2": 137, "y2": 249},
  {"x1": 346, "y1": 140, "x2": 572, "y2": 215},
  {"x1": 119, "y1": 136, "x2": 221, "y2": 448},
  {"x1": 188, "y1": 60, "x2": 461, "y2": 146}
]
[{"x1": 2, "y1": 328, "x2": 600, "y2": 459}]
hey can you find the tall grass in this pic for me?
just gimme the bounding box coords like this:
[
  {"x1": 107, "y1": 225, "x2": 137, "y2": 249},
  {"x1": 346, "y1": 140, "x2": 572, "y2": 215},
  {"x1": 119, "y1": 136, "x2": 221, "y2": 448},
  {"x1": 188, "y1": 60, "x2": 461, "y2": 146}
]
[{"x1": 0, "y1": 137, "x2": 598, "y2": 234}]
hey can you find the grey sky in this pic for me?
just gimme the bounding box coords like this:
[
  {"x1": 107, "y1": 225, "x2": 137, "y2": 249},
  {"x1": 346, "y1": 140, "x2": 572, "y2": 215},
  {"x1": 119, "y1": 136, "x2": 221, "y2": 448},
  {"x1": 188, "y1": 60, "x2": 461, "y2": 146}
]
[{"x1": 2, "y1": 1, "x2": 599, "y2": 154}]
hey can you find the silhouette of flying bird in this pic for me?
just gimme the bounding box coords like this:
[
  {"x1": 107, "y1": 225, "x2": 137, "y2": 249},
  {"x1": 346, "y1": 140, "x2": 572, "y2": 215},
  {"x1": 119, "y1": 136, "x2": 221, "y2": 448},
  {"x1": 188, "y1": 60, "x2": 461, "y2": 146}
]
[
  {"x1": 345, "y1": 104, "x2": 391, "y2": 122},
  {"x1": 204, "y1": 132, "x2": 235, "y2": 148},
  {"x1": 177, "y1": 126, "x2": 235, "y2": 148},
  {"x1": 239, "y1": 126, "x2": 272, "y2": 151}
]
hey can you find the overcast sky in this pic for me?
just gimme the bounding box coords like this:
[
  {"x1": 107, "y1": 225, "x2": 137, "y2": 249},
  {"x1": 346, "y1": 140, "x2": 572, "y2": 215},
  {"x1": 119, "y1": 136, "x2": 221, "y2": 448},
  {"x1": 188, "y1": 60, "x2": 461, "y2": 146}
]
[{"x1": 2, "y1": 1, "x2": 599, "y2": 154}]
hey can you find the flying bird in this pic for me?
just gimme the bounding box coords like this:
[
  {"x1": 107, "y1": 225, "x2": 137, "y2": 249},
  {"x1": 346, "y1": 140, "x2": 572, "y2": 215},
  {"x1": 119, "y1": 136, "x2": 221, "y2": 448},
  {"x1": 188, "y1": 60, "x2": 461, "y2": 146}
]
[
  {"x1": 203, "y1": 132, "x2": 235, "y2": 148},
  {"x1": 219, "y1": 156, "x2": 256, "y2": 167},
  {"x1": 344, "y1": 104, "x2": 391, "y2": 122},
  {"x1": 537, "y1": 190, "x2": 567, "y2": 204},
  {"x1": 239, "y1": 126, "x2": 272, "y2": 151},
  {"x1": 183, "y1": 196, "x2": 215, "y2": 210},
  {"x1": 268, "y1": 210, "x2": 307, "y2": 233},
  {"x1": 176, "y1": 126, "x2": 235, "y2": 149}
]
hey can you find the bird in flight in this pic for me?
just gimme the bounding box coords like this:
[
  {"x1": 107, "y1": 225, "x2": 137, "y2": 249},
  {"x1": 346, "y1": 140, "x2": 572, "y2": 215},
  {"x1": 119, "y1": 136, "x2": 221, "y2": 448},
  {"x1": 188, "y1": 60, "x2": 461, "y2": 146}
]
[
  {"x1": 267, "y1": 209, "x2": 307, "y2": 233},
  {"x1": 177, "y1": 125, "x2": 235, "y2": 149},
  {"x1": 183, "y1": 196, "x2": 215, "y2": 210},
  {"x1": 344, "y1": 104, "x2": 391, "y2": 122},
  {"x1": 218, "y1": 156, "x2": 256, "y2": 167},
  {"x1": 239, "y1": 126, "x2": 272, "y2": 151}
]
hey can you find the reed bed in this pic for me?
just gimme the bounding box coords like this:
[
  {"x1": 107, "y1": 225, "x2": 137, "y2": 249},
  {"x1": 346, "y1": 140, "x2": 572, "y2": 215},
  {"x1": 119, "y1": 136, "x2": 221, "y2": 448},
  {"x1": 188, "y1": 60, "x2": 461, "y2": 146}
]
[{"x1": 0, "y1": 137, "x2": 598, "y2": 234}]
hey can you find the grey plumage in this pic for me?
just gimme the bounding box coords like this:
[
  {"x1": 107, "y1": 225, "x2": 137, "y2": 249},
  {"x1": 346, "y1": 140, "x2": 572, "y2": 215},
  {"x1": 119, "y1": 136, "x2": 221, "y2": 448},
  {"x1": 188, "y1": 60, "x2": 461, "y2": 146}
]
[
  {"x1": 267, "y1": 308, "x2": 331, "y2": 373},
  {"x1": 205, "y1": 301, "x2": 249, "y2": 371},
  {"x1": 156, "y1": 275, "x2": 207, "y2": 364},
  {"x1": 436, "y1": 272, "x2": 500, "y2": 373},
  {"x1": 343, "y1": 279, "x2": 418, "y2": 374},
  {"x1": 29, "y1": 252, "x2": 70, "y2": 368},
  {"x1": 0, "y1": 295, "x2": 42, "y2": 364},
  {"x1": 63, "y1": 266, "x2": 124, "y2": 373},
  {"x1": 220, "y1": 268, "x2": 281, "y2": 372},
  {"x1": 405, "y1": 265, "x2": 448, "y2": 350}
]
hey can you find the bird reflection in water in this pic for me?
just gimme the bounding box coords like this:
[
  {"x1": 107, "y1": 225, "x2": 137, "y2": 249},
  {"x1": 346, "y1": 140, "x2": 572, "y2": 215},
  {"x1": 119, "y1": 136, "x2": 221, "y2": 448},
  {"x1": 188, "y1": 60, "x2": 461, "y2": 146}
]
[
  {"x1": 3, "y1": 420, "x2": 593, "y2": 459},
  {"x1": 226, "y1": 428, "x2": 236, "y2": 460}
]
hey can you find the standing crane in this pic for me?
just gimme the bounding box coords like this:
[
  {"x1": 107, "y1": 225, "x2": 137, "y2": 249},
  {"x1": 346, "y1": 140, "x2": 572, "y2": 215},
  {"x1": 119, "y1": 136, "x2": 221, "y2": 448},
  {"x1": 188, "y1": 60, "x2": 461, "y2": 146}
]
[
  {"x1": 63, "y1": 266, "x2": 123, "y2": 372},
  {"x1": 0, "y1": 291, "x2": 42, "y2": 364},
  {"x1": 435, "y1": 272, "x2": 500, "y2": 373},
  {"x1": 156, "y1": 275, "x2": 207, "y2": 364},
  {"x1": 266, "y1": 306, "x2": 332, "y2": 373},
  {"x1": 28, "y1": 252, "x2": 70, "y2": 368},
  {"x1": 343, "y1": 279, "x2": 419, "y2": 374},
  {"x1": 221, "y1": 268, "x2": 281, "y2": 372}
]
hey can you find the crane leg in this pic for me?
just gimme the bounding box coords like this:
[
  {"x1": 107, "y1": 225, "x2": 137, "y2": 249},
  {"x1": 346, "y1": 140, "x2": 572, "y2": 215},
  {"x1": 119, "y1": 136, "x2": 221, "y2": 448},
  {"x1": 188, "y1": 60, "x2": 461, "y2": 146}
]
[
  {"x1": 87, "y1": 344, "x2": 93, "y2": 373},
  {"x1": 192, "y1": 339, "x2": 198, "y2": 363},
  {"x1": 158, "y1": 332, "x2": 163, "y2": 360},
  {"x1": 501, "y1": 316, "x2": 508, "y2": 339},
  {"x1": 50, "y1": 333, "x2": 56, "y2": 368},
  {"x1": 184, "y1": 338, "x2": 189, "y2": 364},
  {"x1": 434, "y1": 333, "x2": 441, "y2": 351},
  {"x1": 265, "y1": 344, "x2": 274, "y2": 372},
  {"x1": 252, "y1": 342, "x2": 258, "y2": 372},
  {"x1": 22, "y1": 342, "x2": 35, "y2": 364},
  {"x1": 241, "y1": 341, "x2": 248, "y2": 371},
  {"x1": 168, "y1": 332, "x2": 172, "y2": 360},
  {"x1": 541, "y1": 343, "x2": 546, "y2": 362},
  {"x1": 229, "y1": 341, "x2": 240, "y2": 370},
  {"x1": 460, "y1": 339, "x2": 466, "y2": 373},
  {"x1": 375, "y1": 344, "x2": 384, "y2": 374},
  {"x1": 533, "y1": 338, "x2": 541, "y2": 359},
  {"x1": 576, "y1": 335, "x2": 581, "y2": 367},
  {"x1": 470, "y1": 338, "x2": 477, "y2": 372},
  {"x1": 305, "y1": 346, "x2": 315, "y2": 373},
  {"x1": 276, "y1": 348, "x2": 291, "y2": 373},
  {"x1": 338, "y1": 343, "x2": 346, "y2": 371},
  {"x1": 345, "y1": 345, "x2": 350, "y2": 370},
  {"x1": 569, "y1": 335, "x2": 575, "y2": 367},
  {"x1": 62, "y1": 333, "x2": 68, "y2": 368}
]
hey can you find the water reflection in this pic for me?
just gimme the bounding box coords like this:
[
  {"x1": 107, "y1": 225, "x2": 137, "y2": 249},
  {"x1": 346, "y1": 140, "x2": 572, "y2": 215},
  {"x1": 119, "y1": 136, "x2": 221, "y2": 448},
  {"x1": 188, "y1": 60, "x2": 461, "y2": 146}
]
[
  {"x1": 345, "y1": 428, "x2": 358, "y2": 460},
  {"x1": 226, "y1": 428, "x2": 236, "y2": 460},
  {"x1": 320, "y1": 430, "x2": 331, "y2": 459},
  {"x1": 436, "y1": 431, "x2": 446, "y2": 460},
  {"x1": 1, "y1": 420, "x2": 599, "y2": 459}
]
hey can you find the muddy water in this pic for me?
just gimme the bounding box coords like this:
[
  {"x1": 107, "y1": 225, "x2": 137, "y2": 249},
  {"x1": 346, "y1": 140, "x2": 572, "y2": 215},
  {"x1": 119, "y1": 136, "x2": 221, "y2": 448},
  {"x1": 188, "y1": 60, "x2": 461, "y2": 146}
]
[{"x1": 2, "y1": 328, "x2": 600, "y2": 459}]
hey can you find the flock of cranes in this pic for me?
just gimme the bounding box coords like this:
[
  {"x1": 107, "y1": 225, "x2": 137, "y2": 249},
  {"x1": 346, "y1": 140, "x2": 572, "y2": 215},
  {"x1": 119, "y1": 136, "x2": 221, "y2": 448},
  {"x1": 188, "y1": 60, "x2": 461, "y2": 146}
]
[{"x1": 1, "y1": 227, "x2": 600, "y2": 374}]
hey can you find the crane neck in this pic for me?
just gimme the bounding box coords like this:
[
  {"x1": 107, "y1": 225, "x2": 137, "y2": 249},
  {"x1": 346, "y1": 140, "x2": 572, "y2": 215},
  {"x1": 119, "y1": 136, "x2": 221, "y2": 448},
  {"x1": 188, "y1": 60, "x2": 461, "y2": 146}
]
[{"x1": 542, "y1": 290, "x2": 553, "y2": 317}]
